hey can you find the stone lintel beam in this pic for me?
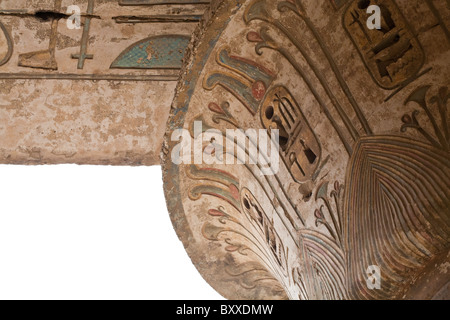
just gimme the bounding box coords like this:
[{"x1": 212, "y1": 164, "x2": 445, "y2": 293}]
[{"x1": 0, "y1": 0, "x2": 208, "y2": 165}]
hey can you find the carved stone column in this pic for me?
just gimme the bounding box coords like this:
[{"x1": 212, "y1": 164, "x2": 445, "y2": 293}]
[{"x1": 162, "y1": 0, "x2": 449, "y2": 299}]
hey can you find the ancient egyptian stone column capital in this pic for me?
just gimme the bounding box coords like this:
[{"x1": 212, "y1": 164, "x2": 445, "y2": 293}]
[
  {"x1": 1, "y1": 0, "x2": 449, "y2": 300},
  {"x1": 161, "y1": 0, "x2": 449, "y2": 300}
]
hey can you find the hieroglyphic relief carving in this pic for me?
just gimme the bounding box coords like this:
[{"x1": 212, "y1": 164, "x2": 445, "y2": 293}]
[
  {"x1": 115, "y1": 0, "x2": 207, "y2": 23},
  {"x1": 1, "y1": 0, "x2": 196, "y2": 79},
  {"x1": 260, "y1": 86, "x2": 323, "y2": 183},
  {"x1": 188, "y1": 107, "x2": 305, "y2": 230},
  {"x1": 244, "y1": 0, "x2": 449, "y2": 299},
  {"x1": 0, "y1": 0, "x2": 205, "y2": 166},
  {"x1": 18, "y1": 0, "x2": 62, "y2": 70},
  {"x1": 187, "y1": 164, "x2": 291, "y2": 299},
  {"x1": 71, "y1": 0, "x2": 94, "y2": 69},
  {"x1": 162, "y1": 0, "x2": 450, "y2": 300},
  {"x1": 0, "y1": 21, "x2": 13, "y2": 66},
  {"x1": 245, "y1": 0, "x2": 376, "y2": 154},
  {"x1": 402, "y1": 86, "x2": 449, "y2": 151},
  {"x1": 313, "y1": 181, "x2": 344, "y2": 246},
  {"x1": 241, "y1": 188, "x2": 288, "y2": 272},
  {"x1": 204, "y1": 48, "x2": 275, "y2": 115},
  {"x1": 343, "y1": 0, "x2": 425, "y2": 90}
]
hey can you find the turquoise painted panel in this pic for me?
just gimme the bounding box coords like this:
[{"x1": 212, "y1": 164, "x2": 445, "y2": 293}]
[{"x1": 110, "y1": 35, "x2": 190, "y2": 69}]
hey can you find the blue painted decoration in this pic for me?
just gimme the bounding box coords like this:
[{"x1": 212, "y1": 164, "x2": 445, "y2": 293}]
[
  {"x1": 204, "y1": 49, "x2": 275, "y2": 115},
  {"x1": 204, "y1": 73, "x2": 262, "y2": 115},
  {"x1": 110, "y1": 35, "x2": 190, "y2": 69},
  {"x1": 217, "y1": 49, "x2": 273, "y2": 86}
]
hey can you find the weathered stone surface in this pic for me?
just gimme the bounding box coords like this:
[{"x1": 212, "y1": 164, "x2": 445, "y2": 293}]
[
  {"x1": 162, "y1": 0, "x2": 450, "y2": 299},
  {"x1": 0, "y1": 0, "x2": 208, "y2": 165},
  {"x1": 1, "y1": 0, "x2": 448, "y2": 300}
]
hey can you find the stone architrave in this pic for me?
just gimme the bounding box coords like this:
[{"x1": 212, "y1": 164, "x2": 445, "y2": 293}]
[{"x1": 0, "y1": 0, "x2": 209, "y2": 165}]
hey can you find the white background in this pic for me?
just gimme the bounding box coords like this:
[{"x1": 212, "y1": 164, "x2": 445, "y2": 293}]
[{"x1": 0, "y1": 165, "x2": 224, "y2": 300}]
